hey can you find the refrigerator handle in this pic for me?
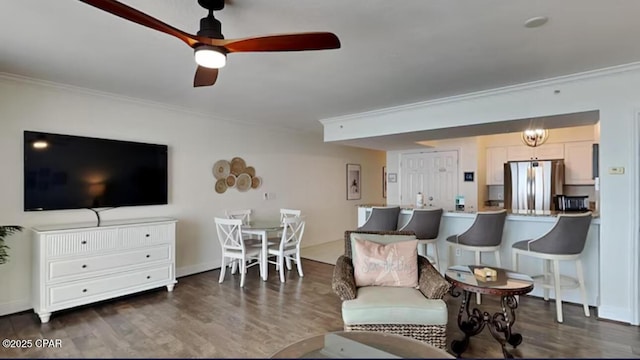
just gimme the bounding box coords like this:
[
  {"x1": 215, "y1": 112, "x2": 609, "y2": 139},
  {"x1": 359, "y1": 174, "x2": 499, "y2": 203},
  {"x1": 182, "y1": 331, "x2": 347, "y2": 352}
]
[
  {"x1": 526, "y1": 167, "x2": 531, "y2": 210},
  {"x1": 528, "y1": 165, "x2": 535, "y2": 210}
]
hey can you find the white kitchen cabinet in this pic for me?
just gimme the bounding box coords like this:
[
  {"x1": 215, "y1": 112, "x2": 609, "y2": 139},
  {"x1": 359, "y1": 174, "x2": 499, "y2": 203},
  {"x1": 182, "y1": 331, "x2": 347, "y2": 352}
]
[
  {"x1": 507, "y1": 146, "x2": 534, "y2": 161},
  {"x1": 32, "y1": 217, "x2": 177, "y2": 323},
  {"x1": 486, "y1": 146, "x2": 508, "y2": 185},
  {"x1": 564, "y1": 141, "x2": 595, "y2": 185},
  {"x1": 507, "y1": 143, "x2": 564, "y2": 161},
  {"x1": 534, "y1": 143, "x2": 565, "y2": 160}
]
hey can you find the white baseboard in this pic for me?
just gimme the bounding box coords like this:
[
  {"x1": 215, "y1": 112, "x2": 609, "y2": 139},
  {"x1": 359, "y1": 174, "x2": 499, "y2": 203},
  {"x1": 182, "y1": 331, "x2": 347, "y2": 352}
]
[
  {"x1": 598, "y1": 305, "x2": 632, "y2": 324},
  {"x1": 301, "y1": 238, "x2": 342, "y2": 249},
  {"x1": 0, "y1": 299, "x2": 32, "y2": 317},
  {"x1": 176, "y1": 260, "x2": 221, "y2": 278},
  {"x1": 0, "y1": 262, "x2": 223, "y2": 317}
]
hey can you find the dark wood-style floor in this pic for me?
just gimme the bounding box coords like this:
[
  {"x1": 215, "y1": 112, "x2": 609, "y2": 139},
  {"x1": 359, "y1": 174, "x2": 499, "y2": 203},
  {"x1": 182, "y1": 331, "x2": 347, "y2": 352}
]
[{"x1": 1, "y1": 260, "x2": 639, "y2": 358}]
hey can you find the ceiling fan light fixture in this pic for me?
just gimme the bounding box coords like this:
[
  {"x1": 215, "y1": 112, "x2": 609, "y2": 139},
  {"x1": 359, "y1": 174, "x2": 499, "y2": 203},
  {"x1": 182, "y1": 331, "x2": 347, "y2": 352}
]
[
  {"x1": 521, "y1": 128, "x2": 549, "y2": 147},
  {"x1": 194, "y1": 45, "x2": 226, "y2": 69}
]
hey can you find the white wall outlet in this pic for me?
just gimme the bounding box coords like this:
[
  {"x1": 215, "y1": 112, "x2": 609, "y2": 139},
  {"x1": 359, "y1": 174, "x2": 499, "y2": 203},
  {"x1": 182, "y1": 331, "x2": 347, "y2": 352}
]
[
  {"x1": 455, "y1": 248, "x2": 461, "y2": 257},
  {"x1": 608, "y1": 166, "x2": 625, "y2": 175}
]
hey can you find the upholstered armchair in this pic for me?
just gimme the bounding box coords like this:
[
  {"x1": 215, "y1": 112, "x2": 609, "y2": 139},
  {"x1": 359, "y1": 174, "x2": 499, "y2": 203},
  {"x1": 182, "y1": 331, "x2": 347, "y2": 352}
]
[{"x1": 332, "y1": 230, "x2": 451, "y2": 349}]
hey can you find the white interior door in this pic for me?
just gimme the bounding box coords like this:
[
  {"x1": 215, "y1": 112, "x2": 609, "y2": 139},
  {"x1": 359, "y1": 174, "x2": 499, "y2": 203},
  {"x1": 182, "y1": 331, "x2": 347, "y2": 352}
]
[
  {"x1": 401, "y1": 151, "x2": 458, "y2": 210},
  {"x1": 400, "y1": 153, "x2": 426, "y2": 205}
]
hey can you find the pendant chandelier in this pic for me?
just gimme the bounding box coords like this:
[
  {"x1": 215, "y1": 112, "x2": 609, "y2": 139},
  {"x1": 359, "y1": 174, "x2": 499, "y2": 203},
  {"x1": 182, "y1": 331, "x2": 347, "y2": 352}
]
[{"x1": 521, "y1": 129, "x2": 549, "y2": 147}]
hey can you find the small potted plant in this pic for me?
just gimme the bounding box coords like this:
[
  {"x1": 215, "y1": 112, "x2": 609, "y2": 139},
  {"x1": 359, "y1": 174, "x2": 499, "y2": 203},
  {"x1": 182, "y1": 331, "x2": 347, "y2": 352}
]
[{"x1": 0, "y1": 226, "x2": 23, "y2": 265}]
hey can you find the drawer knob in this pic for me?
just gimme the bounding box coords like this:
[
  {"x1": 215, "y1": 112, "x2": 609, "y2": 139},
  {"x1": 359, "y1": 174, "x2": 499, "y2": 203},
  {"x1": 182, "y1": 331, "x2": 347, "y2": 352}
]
[
  {"x1": 146, "y1": 254, "x2": 150, "y2": 258},
  {"x1": 145, "y1": 234, "x2": 150, "y2": 238},
  {"x1": 81, "y1": 240, "x2": 87, "y2": 245},
  {"x1": 146, "y1": 275, "x2": 151, "y2": 279},
  {"x1": 82, "y1": 289, "x2": 88, "y2": 293},
  {"x1": 82, "y1": 264, "x2": 87, "y2": 269}
]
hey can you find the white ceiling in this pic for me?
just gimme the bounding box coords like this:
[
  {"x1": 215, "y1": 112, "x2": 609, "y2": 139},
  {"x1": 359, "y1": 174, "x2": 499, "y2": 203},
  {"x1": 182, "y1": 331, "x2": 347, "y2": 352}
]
[{"x1": 1, "y1": 1, "x2": 638, "y2": 142}]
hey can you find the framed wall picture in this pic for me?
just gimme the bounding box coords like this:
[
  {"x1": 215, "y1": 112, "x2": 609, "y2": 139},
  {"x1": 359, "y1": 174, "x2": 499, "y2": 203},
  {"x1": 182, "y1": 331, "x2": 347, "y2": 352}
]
[
  {"x1": 464, "y1": 171, "x2": 475, "y2": 182},
  {"x1": 383, "y1": 166, "x2": 387, "y2": 198},
  {"x1": 346, "y1": 164, "x2": 361, "y2": 200}
]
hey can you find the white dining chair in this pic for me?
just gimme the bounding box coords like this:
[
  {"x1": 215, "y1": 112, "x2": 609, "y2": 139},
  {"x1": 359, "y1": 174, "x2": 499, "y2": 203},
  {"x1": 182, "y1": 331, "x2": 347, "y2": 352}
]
[
  {"x1": 225, "y1": 209, "x2": 252, "y2": 224},
  {"x1": 215, "y1": 217, "x2": 262, "y2": 287},
  {"x1": 265, "y1": 216, "x2": 306, "y2": 282},
  {"x1": 224, "y1": 209, "x2": 257, "y2": 273},
  {"x1": 280, "y1": 208, "x2": 302, "y2": 222},
  {"x1": 277, "y1": 209, "x2": 302, "y2": 268}
]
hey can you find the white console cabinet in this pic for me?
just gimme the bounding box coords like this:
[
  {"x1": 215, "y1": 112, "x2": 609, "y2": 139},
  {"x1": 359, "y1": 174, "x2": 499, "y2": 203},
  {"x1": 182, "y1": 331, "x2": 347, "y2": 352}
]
[{"x1": 32, "y1": 217, "x2": 177, "y2": 323}]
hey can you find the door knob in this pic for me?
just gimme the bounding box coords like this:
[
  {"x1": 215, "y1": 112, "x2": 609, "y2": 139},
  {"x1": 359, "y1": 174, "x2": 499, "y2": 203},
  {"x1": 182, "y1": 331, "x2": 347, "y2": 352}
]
[{"x1": 428, "y1": 196, "x2": 434, "y2": 201}]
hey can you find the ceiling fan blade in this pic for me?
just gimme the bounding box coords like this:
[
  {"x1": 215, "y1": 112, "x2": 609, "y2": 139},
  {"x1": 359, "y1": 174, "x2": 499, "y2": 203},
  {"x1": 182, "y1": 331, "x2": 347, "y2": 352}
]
[
  {"x1": 214, "y1": 32, "x2": 340, "y2": 53},
  {"x1": 78, "y1": 0, "x2": 199, "y2": 47},
  {"x1": 194, "y1": 66, "x2": 219, "y2": 87}
]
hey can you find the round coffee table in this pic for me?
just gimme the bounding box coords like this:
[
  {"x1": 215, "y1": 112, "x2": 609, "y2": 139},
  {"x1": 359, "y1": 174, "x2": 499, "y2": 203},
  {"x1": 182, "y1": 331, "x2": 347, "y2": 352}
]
[
  {"x1": 445, "y1": 265, "x2": 534, "y2": 358},
  {"x1": 270, "y1": 331, "x2": 454, "y2": 358}
]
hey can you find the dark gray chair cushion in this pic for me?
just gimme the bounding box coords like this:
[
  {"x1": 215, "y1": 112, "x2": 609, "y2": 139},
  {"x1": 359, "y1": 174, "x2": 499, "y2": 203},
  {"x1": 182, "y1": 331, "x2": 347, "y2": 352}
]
[
  {"x1": 358, "y1": 206, "x2": 401, "y2": 231},
  {"x1": 399, "y1": 208, "x2": 443, "y2": 240},
  {"x1": 513, "y1": 213, "x2": 592, "y2": 255},
  {"x1": 445, "y1": 210, "x2": 507, "y2": 247}
]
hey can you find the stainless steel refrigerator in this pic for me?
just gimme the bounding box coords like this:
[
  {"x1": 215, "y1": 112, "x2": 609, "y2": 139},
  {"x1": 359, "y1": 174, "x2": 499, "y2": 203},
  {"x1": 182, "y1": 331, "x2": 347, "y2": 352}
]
[{"x1": 504, "y1": 160, "x2": 564, "y2": 211}]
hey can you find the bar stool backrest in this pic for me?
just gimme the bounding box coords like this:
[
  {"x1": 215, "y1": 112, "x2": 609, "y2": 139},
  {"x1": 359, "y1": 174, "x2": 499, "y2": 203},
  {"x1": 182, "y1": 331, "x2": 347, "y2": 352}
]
[
  {"x1": 358, "y1": 206, "x2": 401, "y2": 231},
  {"x1": 528, "y1": 212, "x2": 592, "y2": 254},
  {"x1": 457, "y1": 210, "x2": 507, "y2": 247},
  {"x1": 399, "y1": 208, "x2": 443, "y2": 240}
]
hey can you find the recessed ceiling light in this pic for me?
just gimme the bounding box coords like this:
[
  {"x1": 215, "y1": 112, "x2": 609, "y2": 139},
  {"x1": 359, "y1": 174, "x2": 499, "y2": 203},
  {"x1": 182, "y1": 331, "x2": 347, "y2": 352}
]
[{"x1": 524, "y1": 16, "x2": 549, "y2": 28}]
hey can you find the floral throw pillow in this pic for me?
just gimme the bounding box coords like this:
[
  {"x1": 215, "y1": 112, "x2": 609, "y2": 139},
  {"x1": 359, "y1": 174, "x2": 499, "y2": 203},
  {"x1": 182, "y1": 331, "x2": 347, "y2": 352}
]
[{"x1": 352, "y1": 237, "x2": 418, "y2": 288}]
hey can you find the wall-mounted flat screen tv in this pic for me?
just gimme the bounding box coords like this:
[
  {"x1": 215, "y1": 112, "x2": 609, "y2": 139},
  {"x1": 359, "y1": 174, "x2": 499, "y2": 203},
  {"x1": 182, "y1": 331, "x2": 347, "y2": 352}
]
[{"x1": 24, "y1": 131, "x2": 168, "y2": 211}]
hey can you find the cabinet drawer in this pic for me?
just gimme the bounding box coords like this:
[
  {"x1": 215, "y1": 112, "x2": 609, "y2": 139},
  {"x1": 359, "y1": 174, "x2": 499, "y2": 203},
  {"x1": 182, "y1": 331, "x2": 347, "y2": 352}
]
[
  {"x1": 119, "y1": 223, "x2": 173, "y2": 248},
  {"x1": 48, "y1": 265, "x2": 172, "y2": 306},
  {"x1": 45, "y1": 229, "x2": 120, "y2": 257},
  {"x1": 48, "y1": 245, "x2": 171, "y2": 281}
]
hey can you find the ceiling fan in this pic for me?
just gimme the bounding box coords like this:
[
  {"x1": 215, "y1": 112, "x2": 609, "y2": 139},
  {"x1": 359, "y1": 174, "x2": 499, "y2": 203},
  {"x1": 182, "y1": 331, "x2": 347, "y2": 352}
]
[{"x1": 78, "y1": 0, "x2": 341, "y2": 87}]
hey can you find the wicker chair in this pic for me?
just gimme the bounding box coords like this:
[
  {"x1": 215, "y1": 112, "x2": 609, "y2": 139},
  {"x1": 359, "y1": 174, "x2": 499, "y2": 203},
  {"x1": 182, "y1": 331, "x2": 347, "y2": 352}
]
[{"x1": 332, "y1": 230, "x2": 451, "y2": 349}]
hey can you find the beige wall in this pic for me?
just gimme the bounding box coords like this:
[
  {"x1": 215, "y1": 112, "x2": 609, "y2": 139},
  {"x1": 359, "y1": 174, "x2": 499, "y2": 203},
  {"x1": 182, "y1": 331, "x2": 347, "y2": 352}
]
[{"x1": 0, "y1": 75, "x2": 385, "y2": 315}]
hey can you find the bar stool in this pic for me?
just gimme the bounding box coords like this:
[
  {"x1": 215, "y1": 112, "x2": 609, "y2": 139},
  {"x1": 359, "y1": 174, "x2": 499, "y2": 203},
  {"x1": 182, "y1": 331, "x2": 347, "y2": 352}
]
[
  {"x1": 398, "y1": 208, "x2": 443, "y2": 272},
  {"x1": 511, "y1": 212, "x2": 592, "y2": 323},
  {"x1": 358, "y1": 206, "x2": 401, "y2": 231},
  {"x1": 446, "y1": 209, "x2": 507, "y2": 304}
]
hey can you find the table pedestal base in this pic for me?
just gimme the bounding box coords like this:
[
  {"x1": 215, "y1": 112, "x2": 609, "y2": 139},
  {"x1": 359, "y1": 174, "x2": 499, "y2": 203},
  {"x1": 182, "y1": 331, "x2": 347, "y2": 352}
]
[{"x1": 450, "y1": 289, "x2": 522, "y2": 358}]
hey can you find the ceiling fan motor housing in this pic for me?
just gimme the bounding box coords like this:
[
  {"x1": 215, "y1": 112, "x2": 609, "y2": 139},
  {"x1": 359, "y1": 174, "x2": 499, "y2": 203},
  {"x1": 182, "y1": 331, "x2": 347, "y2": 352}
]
[
  {"x1": 198, "y1": 16, "x2": 223, "y2": 39},
  {"x1": 196, "y1": 0, "x2": 225, "y2": 39}
]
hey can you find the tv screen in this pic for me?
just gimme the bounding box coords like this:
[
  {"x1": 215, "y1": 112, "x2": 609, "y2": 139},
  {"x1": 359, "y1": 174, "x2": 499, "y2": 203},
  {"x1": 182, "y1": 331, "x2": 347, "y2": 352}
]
[{"x1": 24, "y1": 131, "x2": 168, "y2": 211}]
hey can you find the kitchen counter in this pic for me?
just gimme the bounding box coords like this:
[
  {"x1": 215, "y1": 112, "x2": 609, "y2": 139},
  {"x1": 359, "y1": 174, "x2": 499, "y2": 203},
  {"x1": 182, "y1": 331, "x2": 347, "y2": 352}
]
[
  {"x1": 356, "y1": 205, "x2": 600, "y2": 306},
  {"x1": 356, "y1": 204, "x2": 599, "y2": 220}
]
